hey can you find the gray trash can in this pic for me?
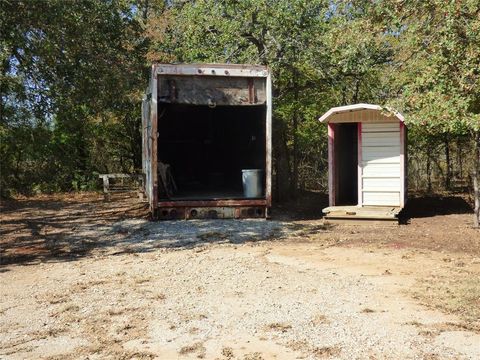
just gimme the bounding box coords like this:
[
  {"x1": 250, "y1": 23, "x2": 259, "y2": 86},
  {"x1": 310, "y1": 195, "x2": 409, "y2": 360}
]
[{"x1": 242, "y1": 169, "x2": 263, "y2": 198}]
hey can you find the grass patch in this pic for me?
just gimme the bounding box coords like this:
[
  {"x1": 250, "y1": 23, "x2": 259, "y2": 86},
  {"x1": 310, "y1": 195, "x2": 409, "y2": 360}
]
[
  {"x1": 404, "y1": 320, "x2": 423, "y2": 327},
  {"x1": 221, "y1": 347, "x2": 234, "y2": 359},
  {"x1": 58, "y1": 304, "x2": 80, "y2": 314},
  {"x1": 265, "y1": 322, "x2": 292, "y2": 333},
  {"x1": 243, "y1": 353, "x2": 264, "y2": 360},
  {"x1": 413, "y1": 275, "x2": 480, "y2": 326},
  {"x1": 313, "y1": 345, "x2": 341, "y2": 358},
  {"x1": 310, "y1": 314, "x2": 330, "y2": 325},
  {"x1": 107, "y1": 308, "x2": 124, "y2": 316},
  {"x1": 134, "y1": 277, "x2": 151, "y2": 284},
  {"x1": 46, "y1": 294, "x2": 69, "y2": 304},
  {"x1": 287, "y1": 339, "x2": 308, "y2": 351},
  {"x1": 151, "y1": 293, "x2": 166, "y2": 300},
  {"x1": 179, "y1": 342, "x2": 206, "y2": 358}
]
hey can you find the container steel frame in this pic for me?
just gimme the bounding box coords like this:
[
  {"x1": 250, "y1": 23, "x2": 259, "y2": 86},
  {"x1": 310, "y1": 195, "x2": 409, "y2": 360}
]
[{"x1": 142, "y1": 64, "x2": 272, "y2": 219}]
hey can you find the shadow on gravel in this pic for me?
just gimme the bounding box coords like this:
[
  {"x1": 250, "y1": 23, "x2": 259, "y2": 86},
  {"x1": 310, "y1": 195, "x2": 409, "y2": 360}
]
[
  {"x1": 2, "y1": 191, "x2": 475, "y2": 267},
  {"x1": 0, "y1": 194, "x2": 148, "y2": 266},
  {"x1": 272, "y1": 190, "x2": 328, "y2": 221},
  {"x1": 401, "y1": 195, "x2": 473, "y2": 223},
  {"x1": 109, "y1": 218, "x2": 299, "y2": 254},
  {"x1": 0, "y1": 194, "x2": 307, "y2": 267}
]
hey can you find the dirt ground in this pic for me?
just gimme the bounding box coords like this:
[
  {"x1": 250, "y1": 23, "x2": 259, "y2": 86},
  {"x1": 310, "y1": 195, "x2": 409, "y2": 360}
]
[{"x1": 1, "y1": 192, "x2": 479, "y2": 359}]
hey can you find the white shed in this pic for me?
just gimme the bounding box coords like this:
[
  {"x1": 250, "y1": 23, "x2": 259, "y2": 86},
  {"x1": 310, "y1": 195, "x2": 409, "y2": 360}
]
[{"x1": 319, "y1": 104, "x2": 407, "y2": 223}]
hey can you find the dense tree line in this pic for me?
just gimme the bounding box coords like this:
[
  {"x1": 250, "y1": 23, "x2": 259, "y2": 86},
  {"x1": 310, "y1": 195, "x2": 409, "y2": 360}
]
[{"x1": 1, "y1": 0, "x2": 479, "y2": 225}]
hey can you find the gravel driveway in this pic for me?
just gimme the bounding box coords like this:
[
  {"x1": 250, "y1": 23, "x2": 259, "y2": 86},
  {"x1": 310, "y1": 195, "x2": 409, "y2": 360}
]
[
  {"x1": 1, "y1": 194, "x2": 479, "y2": 359},
  {"x1": 2, "y1": 235, "x2": 480, "y2": 359}
]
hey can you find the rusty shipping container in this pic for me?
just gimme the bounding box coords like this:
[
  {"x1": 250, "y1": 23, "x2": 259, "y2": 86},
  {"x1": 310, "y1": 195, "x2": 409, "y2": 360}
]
[{"x1": 142, "y1": 64, "x2": 272, "y2": 219}]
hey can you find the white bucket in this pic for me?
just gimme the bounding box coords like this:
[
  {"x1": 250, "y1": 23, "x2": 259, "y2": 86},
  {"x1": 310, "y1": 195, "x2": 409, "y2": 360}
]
[{"x1": 242, "y1": 169, "x2": 263, "y2": 198}]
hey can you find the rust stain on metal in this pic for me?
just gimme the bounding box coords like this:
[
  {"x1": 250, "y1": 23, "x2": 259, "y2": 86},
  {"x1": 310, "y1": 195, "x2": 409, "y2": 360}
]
[
  {"x1": 248, "y1": 78, "x2": 254, "y2": 104},
  {"x1": 157, "y1": 199, "x2": 267, "y2": 208},
  {"x1": 156, "y1": 206, "x2": 266, "y2": 220},
  {"x1": 168, "y1": 79, "x2": 177, "y2": 102}
]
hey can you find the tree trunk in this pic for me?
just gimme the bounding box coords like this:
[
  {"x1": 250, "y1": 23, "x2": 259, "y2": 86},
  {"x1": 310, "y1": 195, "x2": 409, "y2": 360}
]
[
  {"x1": 273, "y1": 118, "x2": 292, "y2": 202},
  {"x1": 474, "y1": 131, "x2": 480, "y2": 228},
  {"x1": 292, "y1": 110, "x2": 299, "y2": 195},
  {"x1": 426, "y1": 152, "x2": 432, "y2": 193},
  {"x1": 444, "y1": 136, "x2": 451, "y2": 190},
  {"x1": 291, "y1": 69, "x2": 299, "y2": 197},
  {"x1": 353, "y1": 78, "x2": 360, "y2": 103}
]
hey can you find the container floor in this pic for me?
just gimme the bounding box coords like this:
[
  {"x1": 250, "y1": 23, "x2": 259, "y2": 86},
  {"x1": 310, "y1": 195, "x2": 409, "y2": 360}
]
[{"x1": 165, "y1": 189, "x2": 263, "y2": 201}]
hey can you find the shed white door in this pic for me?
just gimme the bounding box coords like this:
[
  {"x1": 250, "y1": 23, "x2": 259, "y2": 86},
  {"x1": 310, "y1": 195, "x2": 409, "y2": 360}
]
[{"x1": 361, "y1": 122, "x2": 401, "y2": 206}]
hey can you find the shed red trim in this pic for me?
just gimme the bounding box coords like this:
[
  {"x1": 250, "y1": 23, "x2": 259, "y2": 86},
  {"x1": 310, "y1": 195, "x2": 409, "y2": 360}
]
[{"x1": 328, "y1": 123, "x2": 335, "y2": 206}]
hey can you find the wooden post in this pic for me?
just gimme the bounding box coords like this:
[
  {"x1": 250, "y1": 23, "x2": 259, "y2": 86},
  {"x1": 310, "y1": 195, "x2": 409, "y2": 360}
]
[
  {"x1": 102, "y1": 175, "x2": 111, "y2": 201},
  {"x1": 102, "y1": 175, "x2": 109, "y2": 193}
]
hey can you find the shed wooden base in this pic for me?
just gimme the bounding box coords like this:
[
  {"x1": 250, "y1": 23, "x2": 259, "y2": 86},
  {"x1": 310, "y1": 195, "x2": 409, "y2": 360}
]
[{"x1": 322, "y1": 206, "x2": 401, "y2": 225}]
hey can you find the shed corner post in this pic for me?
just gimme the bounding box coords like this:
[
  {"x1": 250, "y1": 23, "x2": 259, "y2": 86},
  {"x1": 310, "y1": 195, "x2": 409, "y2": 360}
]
[
  {"x1": 400, "y1": 121, "x2": 406, "y2": 208},
  {"x1": 357, "y1": 122, "x2": 363, "y2": 207},
  {"x1": 328, "y1": 123, "x2": 335, "y2": 207}
]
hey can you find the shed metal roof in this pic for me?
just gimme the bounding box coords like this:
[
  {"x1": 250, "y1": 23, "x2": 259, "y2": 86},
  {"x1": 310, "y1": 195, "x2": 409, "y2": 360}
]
[{"x1": 318, "y1": 103, "x2": 404, "y2": 123}]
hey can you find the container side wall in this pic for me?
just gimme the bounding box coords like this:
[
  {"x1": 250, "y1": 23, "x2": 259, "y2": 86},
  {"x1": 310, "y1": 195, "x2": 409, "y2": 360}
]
[
  {"x1": 142, "y1": 82, "x2": 153, "y2": 205},
  {"x1": 150, "y1": 66, "x2": 159, "y2": 214}
]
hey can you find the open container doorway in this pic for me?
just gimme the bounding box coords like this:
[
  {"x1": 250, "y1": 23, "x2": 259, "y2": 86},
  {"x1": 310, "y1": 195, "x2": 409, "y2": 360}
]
[{"x1": 157, "y1": 103, "x2": 266, "y2": 201}]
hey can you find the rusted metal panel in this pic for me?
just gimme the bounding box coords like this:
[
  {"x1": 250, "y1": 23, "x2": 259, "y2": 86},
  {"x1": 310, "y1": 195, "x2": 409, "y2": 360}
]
[
  {"x1": 157, "y1": 199, "x2": 267, "y2": 207},
  {"x1": 247, "y1": 78, "x2": 254, "y2": 104},
  {"x1": 146, "y1": 63, "x2": 271, "y2": 220},
  {"x1": 155, "y1": 63, "x2": 269, "y2": 78},
  {"x1": 265, "y1": 73, "x2": 272, "y2": 207},
  {"x1": 157, "y1": 76, "x2": 266, "y2": 105},
  {"x1": 235, "y1": 207, "x2": 265, "y2": 218},
  {"x1": 157, "y1": 207, "x2": 186, "y2": 220},
  {"x1": 151, "y1": 65, "x2": 159, "y2": 215},
  {"x1": 185, "y1": 207, "x2": 235, "y2": 219},
  {"x1": 156, "y1": 206, "x2": 266, "y2": 220},
  {"x1": 142, "y1": 83, "x2": 152, "y2": 205}
]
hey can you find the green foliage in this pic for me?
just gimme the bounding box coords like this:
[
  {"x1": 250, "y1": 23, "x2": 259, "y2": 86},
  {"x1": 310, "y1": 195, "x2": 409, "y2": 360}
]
[
  {"x1": 1, "y1": 0, "x2": 148, "y2": 195},
  {"x1": 374, "y1": 0, "x2": 480, "y2": 134},
  {"x1": 146, "y1": 0, "x2": 390, "y2": 191},
  {"x1": 1, "y1": 0, "x2": 478, "y2": 207}
]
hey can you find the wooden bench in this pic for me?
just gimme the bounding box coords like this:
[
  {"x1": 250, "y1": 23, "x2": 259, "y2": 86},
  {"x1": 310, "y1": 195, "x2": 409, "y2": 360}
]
[
  {"x1": 99, "y1": 174, "x2": 145, "y2": 201},
  {"x1": 451, "y1": 178, "x2": 469, "y2": 192}
]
